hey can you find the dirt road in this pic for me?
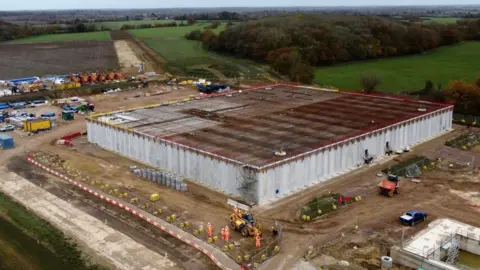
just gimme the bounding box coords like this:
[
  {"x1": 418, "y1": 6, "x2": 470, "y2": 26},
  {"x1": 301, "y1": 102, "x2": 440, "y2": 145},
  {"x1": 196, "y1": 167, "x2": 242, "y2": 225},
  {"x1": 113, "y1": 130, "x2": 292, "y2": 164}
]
[{"x1": 111, "y1": 30, "x2": 166, "y2": 78}]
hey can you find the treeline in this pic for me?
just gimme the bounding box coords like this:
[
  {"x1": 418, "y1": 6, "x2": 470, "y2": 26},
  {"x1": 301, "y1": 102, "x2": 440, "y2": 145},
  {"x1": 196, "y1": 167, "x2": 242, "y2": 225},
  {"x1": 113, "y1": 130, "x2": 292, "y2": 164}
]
[
  {"x1": 120, "y1": 21, "x2": 179, "y2": 30},
  {"x1": 174, "y1": 11, "x2": 243, "y2": 21},
  {"x1": 413, "y1": 77, "x2": 480, "y2": 116},
  {"x1": 194, "y1": 14, "x2": 480, "y2": 83},
  {"x1": 0, "y1": 20, "x2": 98, "y2": 41}
]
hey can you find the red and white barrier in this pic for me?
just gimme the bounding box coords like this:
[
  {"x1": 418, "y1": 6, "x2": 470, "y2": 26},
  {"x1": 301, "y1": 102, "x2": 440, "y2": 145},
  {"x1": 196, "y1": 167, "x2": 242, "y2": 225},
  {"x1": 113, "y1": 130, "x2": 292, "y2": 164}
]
[
  {"x1": 61, "y1": 132, "x2": 82, "y2": 141},
  {"x1": 26, "y1": 155, "x2": 232, "y2": 270}
]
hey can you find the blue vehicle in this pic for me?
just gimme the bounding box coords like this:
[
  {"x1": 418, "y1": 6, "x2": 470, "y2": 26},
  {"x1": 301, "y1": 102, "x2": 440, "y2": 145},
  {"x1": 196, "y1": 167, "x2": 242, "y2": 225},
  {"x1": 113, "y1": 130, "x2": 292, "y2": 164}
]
[
  {"x1": 399, "y1": 210, "x2": 427, "y2": 226},
  {"x1": 41, "y1": 112, "x2": 55, "y2": 117}
]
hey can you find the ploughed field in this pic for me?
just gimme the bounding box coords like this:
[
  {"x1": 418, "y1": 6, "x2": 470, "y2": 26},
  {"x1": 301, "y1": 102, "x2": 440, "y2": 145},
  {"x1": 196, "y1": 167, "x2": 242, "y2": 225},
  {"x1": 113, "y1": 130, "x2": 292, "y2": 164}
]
[{"x1": 0, "y1": 41, "x2": 118, "y2": 79}]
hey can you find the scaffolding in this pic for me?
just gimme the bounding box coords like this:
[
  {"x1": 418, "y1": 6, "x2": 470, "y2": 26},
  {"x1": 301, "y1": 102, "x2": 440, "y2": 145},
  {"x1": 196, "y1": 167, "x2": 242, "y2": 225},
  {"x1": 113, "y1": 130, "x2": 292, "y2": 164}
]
[{"x1": 445, "y1": 234, "x2": 460, "y2": 265}]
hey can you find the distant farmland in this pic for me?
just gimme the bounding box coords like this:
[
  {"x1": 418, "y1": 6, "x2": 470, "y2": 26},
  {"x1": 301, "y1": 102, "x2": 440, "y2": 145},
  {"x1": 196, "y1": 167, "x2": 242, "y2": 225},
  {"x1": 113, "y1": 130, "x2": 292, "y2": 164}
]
[
  {"x1": 129, "y1": 23, "x2": 227, "y2": 38},
  {"x1": 314, "y1": 42, "x2": 480, "y2": 92},
  {"x1": 3, "y1": 31, "x2": 111, "y2": 44},
  {"x1": 130, "y1": 22, "x2": 268, "y2": 79},
  {"x1": 0, "y1": 41, "x2": 117, "y2": 79},
  {"x1": 95, "y1": 20, "x2": 176, "y2": 30}
]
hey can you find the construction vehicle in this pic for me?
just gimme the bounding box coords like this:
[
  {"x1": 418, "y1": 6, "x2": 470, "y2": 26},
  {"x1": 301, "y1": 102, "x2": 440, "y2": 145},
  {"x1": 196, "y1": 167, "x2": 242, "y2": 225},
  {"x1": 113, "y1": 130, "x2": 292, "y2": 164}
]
[
  {"x1": 230, "y1": 211, "x2": 262, "y2": 237},
  {"x1": 165, "y1": 72, "x2": 177, "y2": 84},
  {"x1": 378, "y1": 173, "x2": 400, "y2": 197}
]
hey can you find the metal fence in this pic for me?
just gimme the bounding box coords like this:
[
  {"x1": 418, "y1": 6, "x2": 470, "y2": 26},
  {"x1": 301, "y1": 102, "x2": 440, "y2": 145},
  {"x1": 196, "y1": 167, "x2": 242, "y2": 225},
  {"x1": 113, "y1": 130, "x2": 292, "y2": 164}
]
[
  {"x1": 435, "y1": 147, "x2": 476, "y2": 170},
  {"x1": 445, "y1": 132, "x2": 480, "y2": 150},
  {"x1": 244, "y1": 220, "x2": 284, "y2": 268},
  {"x1": 300, "y1": 194, "x2": 362, "y2": 220},
  {"x1": 453, "y1": 114, "x2": 480, "y2": 127},
  {"x1": 389, "y1": 157, "x2": 432, "y2": 178}
]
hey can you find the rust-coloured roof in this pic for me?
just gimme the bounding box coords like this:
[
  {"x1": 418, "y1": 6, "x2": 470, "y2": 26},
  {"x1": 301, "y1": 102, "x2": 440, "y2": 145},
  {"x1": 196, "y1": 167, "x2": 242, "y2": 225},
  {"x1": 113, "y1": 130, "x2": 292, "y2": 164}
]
[{"x1": 96, "y1": 84, "x2": 451, "y2": 168}]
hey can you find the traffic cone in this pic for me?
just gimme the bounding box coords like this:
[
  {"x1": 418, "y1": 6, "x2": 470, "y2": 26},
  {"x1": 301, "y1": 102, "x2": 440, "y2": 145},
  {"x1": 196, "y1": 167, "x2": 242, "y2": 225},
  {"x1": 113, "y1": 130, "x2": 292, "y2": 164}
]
[{"x1": 255, "y1": 234, "x2": 261, "y2": 248}]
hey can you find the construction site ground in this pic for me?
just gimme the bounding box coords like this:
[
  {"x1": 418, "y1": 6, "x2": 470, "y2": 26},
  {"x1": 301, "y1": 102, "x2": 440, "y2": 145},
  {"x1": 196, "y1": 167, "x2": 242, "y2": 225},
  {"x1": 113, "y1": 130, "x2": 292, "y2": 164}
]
[
  {"x1": 0, "y1": 89, "x2": 226, "y2": 269},
  {"x1": 36, "y1": 135, "x2": 279, "y2": 264},
  {"x1": 257, "y1": 126, "x2": 480, "y2": 269},
  {"x1": 3, "y1": 82, "x2": 480, "y2": 270}
]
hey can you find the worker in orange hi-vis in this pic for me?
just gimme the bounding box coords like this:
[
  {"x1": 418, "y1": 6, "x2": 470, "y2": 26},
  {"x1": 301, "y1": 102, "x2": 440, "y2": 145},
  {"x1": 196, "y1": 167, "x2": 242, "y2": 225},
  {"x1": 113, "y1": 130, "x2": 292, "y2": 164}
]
[
  {"x1": 221, "y1": 228, "x2": 225, "y2": 241},
  {"x1": 207, "y1": 222, "x2": 213, "y2": 238},
  {"x1": 224, "y1": 226, "x2": 230, "y2": 242},
  {"x1": 255, "y1": 234, "x2": 261, "y2": 248}
]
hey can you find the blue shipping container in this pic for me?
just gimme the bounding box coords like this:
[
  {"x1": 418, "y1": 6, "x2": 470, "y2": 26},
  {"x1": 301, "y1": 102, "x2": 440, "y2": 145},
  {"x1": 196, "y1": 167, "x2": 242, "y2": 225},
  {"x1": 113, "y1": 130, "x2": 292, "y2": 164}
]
[{"x1": 0, "y1": 134, "x2": 14, "y2": 149}]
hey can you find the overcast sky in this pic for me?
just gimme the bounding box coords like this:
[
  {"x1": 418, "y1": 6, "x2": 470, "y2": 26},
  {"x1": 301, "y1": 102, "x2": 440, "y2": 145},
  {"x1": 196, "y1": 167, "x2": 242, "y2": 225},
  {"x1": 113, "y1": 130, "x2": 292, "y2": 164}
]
[{"x1": 1, "y1": 1, "x2": 479, "y2": 11}]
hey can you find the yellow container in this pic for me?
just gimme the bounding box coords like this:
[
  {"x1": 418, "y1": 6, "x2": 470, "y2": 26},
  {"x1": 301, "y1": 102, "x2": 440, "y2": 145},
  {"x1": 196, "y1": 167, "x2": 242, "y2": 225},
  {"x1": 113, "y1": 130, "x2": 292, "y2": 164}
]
[
  {"x1": 187, "y1": 80, "x2": 193, "y2": 85},
  {"x1": 149, "y1": 193, "x2": 160, "y2": 202},
  {"x1": 24, "y1": 118, "x2": 51, "y2": 132},
  {"x1": 74, "y1": 83, "x2": 81, "y2": 88}
]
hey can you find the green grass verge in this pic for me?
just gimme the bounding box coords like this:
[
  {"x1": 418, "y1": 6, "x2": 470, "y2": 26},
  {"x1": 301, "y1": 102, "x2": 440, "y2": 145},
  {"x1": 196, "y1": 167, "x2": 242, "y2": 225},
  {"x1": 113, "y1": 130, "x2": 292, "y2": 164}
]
[
  {"x1": 0, "y1": 192, "x2": 108, "y2": 270},
  {"x1": 3, "y1": 31, "x2": 111, "y2": 44},
  {"x1": 95, "y1": 20, "x2": 176, "y2": 30},
  {"x1": 314, "y1": 42, "x2": 480, "y2": 92},
  {"x1": 129, "y1": 23, "x2": 226, "y2": 38},
  {"x1": 300, "y1": 194, "x2": 340, "y2": 220}
]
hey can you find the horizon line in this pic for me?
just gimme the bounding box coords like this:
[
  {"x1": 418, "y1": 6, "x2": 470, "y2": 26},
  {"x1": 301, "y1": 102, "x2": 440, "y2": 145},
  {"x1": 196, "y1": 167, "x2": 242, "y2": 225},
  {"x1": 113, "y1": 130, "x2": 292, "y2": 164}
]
[{"x1": 2, "y1": 4, "x2": 480, "y2": 12}]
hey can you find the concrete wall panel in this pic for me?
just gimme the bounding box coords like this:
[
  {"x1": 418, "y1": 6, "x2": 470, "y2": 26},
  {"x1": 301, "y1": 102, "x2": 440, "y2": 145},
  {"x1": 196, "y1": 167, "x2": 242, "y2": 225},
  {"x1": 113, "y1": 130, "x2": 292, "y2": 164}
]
[{"x1": 88, "y1": 108, "x2": 453, "y2": 204}]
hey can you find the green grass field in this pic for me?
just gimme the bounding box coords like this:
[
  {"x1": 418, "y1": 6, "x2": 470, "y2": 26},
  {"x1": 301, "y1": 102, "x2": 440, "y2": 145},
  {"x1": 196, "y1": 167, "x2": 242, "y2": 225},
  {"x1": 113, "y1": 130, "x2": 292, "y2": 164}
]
[
  {"x1": 95, "y1": 19, "x2": 176, "y2": 30},
  {"x1": 144, "y1": 39, "x2": 209, "y2": 63},
  {"x1": 314, "y1": 42, "x2": 480, "y2": 92},
  {"x1": 4, "y1": 31, "x2": 111, "y2": 44},
  {"x1": 129, "y1": 23, "x2": 226, "y2": 38},
  {"x1": 144, "y1": 38, "x2": 269, "y2": 78}
]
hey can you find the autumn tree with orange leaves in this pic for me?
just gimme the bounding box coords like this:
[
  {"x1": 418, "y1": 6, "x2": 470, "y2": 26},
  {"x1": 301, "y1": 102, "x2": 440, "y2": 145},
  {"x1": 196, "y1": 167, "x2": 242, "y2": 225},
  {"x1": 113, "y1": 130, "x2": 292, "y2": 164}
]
[{"x1": 444, "y1": 78, "x2": 480, "y2": 116}]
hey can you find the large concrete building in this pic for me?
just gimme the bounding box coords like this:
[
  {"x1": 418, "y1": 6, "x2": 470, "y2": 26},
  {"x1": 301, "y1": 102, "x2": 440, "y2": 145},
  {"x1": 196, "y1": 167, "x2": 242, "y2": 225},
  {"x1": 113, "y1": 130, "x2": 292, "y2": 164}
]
[{"x1": 86, "y1": 84, "x2": 453, "y2": 204}]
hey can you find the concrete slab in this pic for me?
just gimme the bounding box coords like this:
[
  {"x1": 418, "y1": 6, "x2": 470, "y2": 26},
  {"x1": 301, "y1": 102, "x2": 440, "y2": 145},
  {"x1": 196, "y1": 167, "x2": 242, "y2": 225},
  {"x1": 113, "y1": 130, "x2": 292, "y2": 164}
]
[{"x1": 404, "y1": 218, "x2": 480, "y2": 258}]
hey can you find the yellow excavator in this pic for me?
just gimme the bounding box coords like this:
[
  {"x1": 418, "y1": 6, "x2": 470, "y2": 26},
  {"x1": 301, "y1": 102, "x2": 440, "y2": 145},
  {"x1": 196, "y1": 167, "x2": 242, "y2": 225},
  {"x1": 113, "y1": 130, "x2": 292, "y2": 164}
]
[
  {"x1": 230, "y1": 210, "x2": 262, "y2": 237},
  {"x1": 165, "y1": 72, "x2": 177, "y2": 83}
]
